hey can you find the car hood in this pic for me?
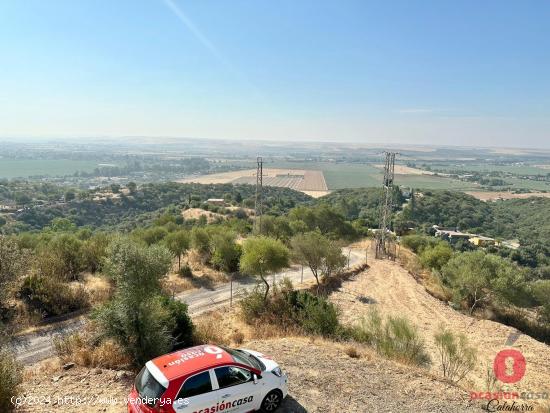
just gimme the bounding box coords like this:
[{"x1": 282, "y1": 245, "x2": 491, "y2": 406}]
[{"x1": 240, "y1": 348, "x2": 280, "y2": 372}]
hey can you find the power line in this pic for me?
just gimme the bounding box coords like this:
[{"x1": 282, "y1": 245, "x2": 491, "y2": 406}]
[{"x1": 255, "y1": 156, "x2": 263, "y2": 233}]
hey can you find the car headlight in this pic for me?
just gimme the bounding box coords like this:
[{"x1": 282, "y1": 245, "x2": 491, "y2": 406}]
[{"x1": 272, "y1": 367, "x2": 282, "y2": 377}]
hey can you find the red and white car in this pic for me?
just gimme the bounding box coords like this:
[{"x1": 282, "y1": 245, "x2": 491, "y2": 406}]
[{"x1": 128, "y1": 344, "x2": 288, "y2": 413}]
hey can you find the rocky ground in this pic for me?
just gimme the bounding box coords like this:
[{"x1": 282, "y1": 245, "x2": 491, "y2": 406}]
[{"x1": 17, "y1": 361, "x2": 134, "y2": 413}]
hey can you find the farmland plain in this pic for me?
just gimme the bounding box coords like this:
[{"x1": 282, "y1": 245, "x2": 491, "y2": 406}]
[{"x1": 0, "y1": 160, "x2": 99, "y2": 179}]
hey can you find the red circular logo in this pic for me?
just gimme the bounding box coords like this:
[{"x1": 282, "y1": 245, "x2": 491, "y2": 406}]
[{"x1": 493, "y1": 349, "x2": 526, "y2": 383}]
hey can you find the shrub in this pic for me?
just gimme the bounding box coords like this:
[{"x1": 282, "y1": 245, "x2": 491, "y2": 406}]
[
  {"x1": 0, "y1": 236, "x2": 26, "y2": 309},
  {"x1": 0, "y1": 349, "x2": 22, "y2": 412},
  {"x1": 239, "y1": 286, "x2": 266, "y2": 322},
  {"x1": 53, "y1": 332, "x2": 131, "y2": 369},
  {"x1": 159, "y1": 296, "x2": 194, "y2": 350},
  {"x1": 230, "y1": 331, "x2": 245, "y2": 345},
  {"x1": 345, "y1": 346, "x2": 360, "y2": 359},
  {"x1": 178, "y1": 264, "x2": 193, "y2": 278},
  {"x1": 193, "y1": 315, "x2": 229, "y2": 345},
  {"x1": 239, "y1": 283, "x2": 340, "y2": 338},
  {"x1": 292, "y1": 291, "x2": 340, "y2": 336},
  {"x1": 401, "y1": 235, "x2": 438, "y2": 254},
  {"x1": 419, "y1": 243, "x2": 453, "y2": 271},
  {"x1": 20, "y1": 274, "x2": 89, "y2": 317},
  {"x1": 434, "y1": 326, "x2": 477, "y2": 382},
  {"x1": 350, "y1": 310, "x2": 430, "y2": 366}
]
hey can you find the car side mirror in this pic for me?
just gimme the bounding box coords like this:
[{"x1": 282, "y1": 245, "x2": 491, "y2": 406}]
[{"x1": 253, "y1": 374, "x2": 259, "y2": 384}]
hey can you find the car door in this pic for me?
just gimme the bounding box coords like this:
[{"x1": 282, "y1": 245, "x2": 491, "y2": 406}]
[
  {"x1": 213, "y1": 366, "x2": 263, "y2": 413},
  {"x1": 172, "y1": 370, "x2": 219, "y2": 413}
]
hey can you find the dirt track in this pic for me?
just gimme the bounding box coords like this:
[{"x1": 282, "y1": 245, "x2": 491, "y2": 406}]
[{"x1": 331, "y1": 259, "x2": 550, "y2": 398}]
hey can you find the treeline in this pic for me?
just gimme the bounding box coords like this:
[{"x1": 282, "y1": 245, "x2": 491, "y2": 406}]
[
  {"x1": 5, "y1": 182, "x2": 312, "y2": 232},
  {"x1": 397, "y1": 190, "x2": 550, "y2": 272},
  {"x1": 401, "y1": 235, "x2": 550, "y2": 343},
  {"x1": 74, "y1": 157, "x2": 211, "y2": 178}
]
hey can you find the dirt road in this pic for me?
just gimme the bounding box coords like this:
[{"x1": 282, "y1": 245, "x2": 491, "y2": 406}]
[
  {"x1": 13, "y1": 249, "x2": 366, "y2": 365},
  {"x1": 331, "y1": 259, "x2": 550, "y2": 397}
]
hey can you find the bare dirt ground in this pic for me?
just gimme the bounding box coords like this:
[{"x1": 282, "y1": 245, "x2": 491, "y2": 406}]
[
  {"x1": 248, "y1": 337, "x2": 475, "y2": 413},
  {"x1": 374, "y1": 164, "x2": 434, "y2": 175},
  {"x1": 18, "y1": 360, "x2": 134, "y2": 413},
  {"x1": 465, "y1": 191, "x2": 550, "y2": 201},
  {"x1": 330, "y1": 259, "x2": 550, "y2": 403},
  {"x1": 182, "y1": 207, "x2": 225, "y2": 222}
]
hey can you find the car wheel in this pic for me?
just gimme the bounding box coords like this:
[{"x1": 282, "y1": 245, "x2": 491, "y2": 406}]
[{"x1": 260, "y1": 390, "x2": 283, "y2": 412}]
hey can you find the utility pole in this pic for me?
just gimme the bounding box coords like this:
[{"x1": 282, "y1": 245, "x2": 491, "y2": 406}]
[
  {"x1": 375, "y1": 152, "x2": 397, "y2": 259},
  {"x1": 255, "y1": 156, "x2": 263, "y2": 234}
]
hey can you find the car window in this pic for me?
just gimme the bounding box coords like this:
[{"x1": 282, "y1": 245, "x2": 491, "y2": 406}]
[
  {"x1": 177, "y1": 371, "x2": 212, "y2": 399},
  {"x1": 135, "y1": 367, "x2": 166, "y2": 407},
  {"x1": 215, "y1": 366, "x2": 253, "y2": 389}
]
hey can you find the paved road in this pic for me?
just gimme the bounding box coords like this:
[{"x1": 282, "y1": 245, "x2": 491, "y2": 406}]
[{"x1": 13, "y1": 248, "x2": 366, "y2": 365}]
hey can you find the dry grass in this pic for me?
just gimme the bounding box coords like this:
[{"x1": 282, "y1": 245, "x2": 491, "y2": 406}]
[
  {"x1": 53, "y1": 326, "x2": 131, "y2": 370},
  {"x1": 163, "y1": 272, "x2": 194, "y2": 295},
  {"x1": 80, "y1": 273, "x2": 113, "y2": 305},
  {"x1": 182, "y1": 208, "x2": 225, "y2": 223},
  {"x1": 345, "y1": 346, "x2": 360, "y2": 358},
  {"x1": 193, "y1": 312, "x2": 230, "y2": 346}
]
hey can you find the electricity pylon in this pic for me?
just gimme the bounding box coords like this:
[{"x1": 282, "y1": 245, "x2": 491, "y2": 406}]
[
  {"x1": 375, "y1": 152, "x2": 397, "y2": 259},
  {"x1": 255, "y1": 156, "x2": 263, "y2": 233}
]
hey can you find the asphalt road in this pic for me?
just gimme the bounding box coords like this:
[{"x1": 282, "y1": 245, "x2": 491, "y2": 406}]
[{"x1": 12, "y1": 248, "x2": 366, "y2": 365}]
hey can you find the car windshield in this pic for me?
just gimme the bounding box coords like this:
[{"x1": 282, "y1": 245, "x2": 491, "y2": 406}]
[
  {"x1": 135, "y1": 366, "x2": 166, "y2": 407},
  {"x1": 222, "y1": 347, "x2": 265, "y2": 371}
]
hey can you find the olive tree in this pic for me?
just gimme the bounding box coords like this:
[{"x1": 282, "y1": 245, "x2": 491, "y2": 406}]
[
  {"x1": 164, "y1": 230, "x2": 190, "y2": 270},
  {"x1": 240, "y1": 236, "x2": 289, "y2": 301},
  {"x1": 96, "y1": 237, "x2": 183, "y2": 365},
  {"x1": 291, "y1": 232, "x2": 346, "y2": 290},
  {"x1": 441, "y1": 251, "x2": 527, "y2": 314}
]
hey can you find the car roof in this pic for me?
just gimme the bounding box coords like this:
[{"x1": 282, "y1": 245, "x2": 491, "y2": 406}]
[{"x1": 149, "y1": 345, "x2": 235, "y2": 382}]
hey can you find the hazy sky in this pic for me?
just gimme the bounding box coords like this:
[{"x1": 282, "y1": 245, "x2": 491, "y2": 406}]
[{"x1": 1, "y1": 0, "x2": 549, "y2": 148}]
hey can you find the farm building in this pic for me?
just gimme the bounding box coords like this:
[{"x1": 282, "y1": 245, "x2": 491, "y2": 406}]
[
  {"x1": 469, "y1": 236, "x2": 498, "y2": 247},
  {"x1": 206, "y1": 198, "x2": 225, "y2": 206},
  {"x1": 433, "y1": 226, "x2": 472, "y2": 243}
]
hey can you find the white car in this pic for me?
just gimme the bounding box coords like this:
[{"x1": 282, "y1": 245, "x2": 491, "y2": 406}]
[{"x1": 128, "y1": 344, "x2": 289, "y2": 413}]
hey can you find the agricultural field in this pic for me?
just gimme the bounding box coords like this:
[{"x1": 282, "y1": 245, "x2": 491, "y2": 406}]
[
  {"x1": 179, "y1": 168, "x2": 330, "y2": 197},
  {"x1": 424, "y1": 162, "x2": 549, "y2": 175},
  {"x1": 260, "y1": 161, "x2": 477, "y2": 191},
  {"x1": 465, "y1": 191, "x2": 550, "y2": 201},
  {"x1": 0, "y1": 159, "x2": 99, "y2": 178}
]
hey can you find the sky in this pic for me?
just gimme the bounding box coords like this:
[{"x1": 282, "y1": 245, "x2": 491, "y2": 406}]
[{"x1": 0, "y1": 0, "x2": 549, "y2": 148}]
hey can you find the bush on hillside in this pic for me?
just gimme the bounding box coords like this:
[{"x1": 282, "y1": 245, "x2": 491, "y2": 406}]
[
  {"x1": 178, "y1": 264, "x2": 193, "y2": 278},
  {"x1": 20, "y1": 274, "x2": 89, "y2": 317},
  {"x1": 419, "y1": 243, "x2": 454, "y2": 271},
  {"x1": 434, "y1": 326, "x2": 477, "y2": 383},
  {"x1": 349, "y1": 310, "x2": 430, "y2": 367},
  {"x1": 239, "y1": 279, "x2": 340, "y2": 338},
  {"x1": 0, "y1": 349, "x2": 22, "y2": 412}
]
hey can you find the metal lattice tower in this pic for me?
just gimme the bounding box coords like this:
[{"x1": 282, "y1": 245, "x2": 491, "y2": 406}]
[
  {"x1": 255, "y1": 156, "x2": 263, "y2": 233},
  {"x1": 375, "y1": 152, "x2": 397, "y2": 259}
]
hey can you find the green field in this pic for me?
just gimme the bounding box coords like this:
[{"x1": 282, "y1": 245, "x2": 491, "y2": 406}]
[
  {"x1": 260, "y1": 160, "x2": 477, "y2": 190},
  {"x1": 0, "y1": 160, "x2": 99, "y2": 178},
  {"x1": 428, "y1": 163, "x2": 549, "y2": 175}
]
